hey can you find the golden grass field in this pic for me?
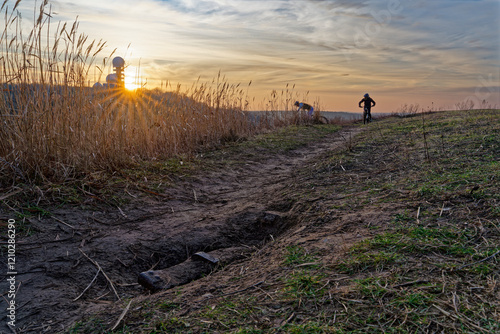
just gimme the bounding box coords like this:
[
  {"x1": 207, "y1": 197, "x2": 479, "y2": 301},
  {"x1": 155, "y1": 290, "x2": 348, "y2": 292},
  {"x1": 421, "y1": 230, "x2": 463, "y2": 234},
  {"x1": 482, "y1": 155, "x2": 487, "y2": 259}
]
[{"x1": 1, "y1": 1, "x2": 315, "y2": 186}]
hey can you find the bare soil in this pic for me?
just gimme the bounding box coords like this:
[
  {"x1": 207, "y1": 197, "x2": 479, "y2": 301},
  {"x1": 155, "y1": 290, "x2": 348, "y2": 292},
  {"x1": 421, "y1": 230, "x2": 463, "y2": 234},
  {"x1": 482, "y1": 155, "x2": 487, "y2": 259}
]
[{"x1": 0, "y1": 125, "x2": 363, "y2": 333}]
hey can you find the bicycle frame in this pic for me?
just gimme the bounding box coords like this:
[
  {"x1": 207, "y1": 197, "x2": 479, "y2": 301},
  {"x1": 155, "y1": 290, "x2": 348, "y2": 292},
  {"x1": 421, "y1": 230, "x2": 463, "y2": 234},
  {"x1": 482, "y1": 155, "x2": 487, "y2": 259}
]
[{"x1": 363, "y1": 107, "x2": 372, "y2": 124}]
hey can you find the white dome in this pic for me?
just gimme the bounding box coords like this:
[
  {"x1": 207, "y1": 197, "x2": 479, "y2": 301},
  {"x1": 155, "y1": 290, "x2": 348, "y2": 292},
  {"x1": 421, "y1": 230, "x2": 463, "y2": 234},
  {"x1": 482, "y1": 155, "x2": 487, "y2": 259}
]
[
  {"x1": 112, "y1": 56, "x2": 125, "y2": 68},
  {"x1": 106, "y1": 73, "x2": 117, "y2": 83}
]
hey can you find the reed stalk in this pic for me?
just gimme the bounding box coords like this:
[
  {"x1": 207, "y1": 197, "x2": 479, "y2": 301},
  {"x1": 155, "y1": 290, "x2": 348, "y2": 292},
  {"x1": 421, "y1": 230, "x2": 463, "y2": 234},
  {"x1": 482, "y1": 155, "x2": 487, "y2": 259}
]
[{"x1": 0, "y1": 1, "x2": 306, "y2": 186}]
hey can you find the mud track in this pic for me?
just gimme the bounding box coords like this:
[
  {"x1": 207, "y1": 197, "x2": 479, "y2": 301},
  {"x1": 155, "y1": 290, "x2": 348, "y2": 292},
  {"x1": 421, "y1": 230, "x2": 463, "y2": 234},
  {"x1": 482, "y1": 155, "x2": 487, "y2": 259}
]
[{"x1": 0, "y1": 126, "x2": 362, "y2": 333}]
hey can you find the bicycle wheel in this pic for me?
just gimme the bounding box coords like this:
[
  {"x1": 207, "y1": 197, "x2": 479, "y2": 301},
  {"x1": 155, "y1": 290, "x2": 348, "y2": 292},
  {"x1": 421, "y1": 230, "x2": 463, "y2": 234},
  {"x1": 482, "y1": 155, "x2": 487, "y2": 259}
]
[
  {"x1": 318, "y1": 116, "x2": 329, "y2": 124},
  {"x1": 363, "y1": 109, "x2": 368, "y2": 124}
]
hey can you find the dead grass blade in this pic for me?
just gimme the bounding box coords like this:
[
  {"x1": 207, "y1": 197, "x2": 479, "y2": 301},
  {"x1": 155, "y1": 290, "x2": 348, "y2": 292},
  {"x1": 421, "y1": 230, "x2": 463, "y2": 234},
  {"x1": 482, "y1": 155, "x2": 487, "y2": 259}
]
[{"x1": 79, "y1": 249, "x2": 120, "y2": 301}]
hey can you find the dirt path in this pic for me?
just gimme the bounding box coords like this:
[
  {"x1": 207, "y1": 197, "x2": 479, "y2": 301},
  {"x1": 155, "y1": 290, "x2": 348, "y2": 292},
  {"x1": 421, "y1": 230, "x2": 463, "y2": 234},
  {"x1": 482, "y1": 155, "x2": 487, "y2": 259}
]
[{"x1": 0, "y1": 125, "x2": 363, "y2": 333}]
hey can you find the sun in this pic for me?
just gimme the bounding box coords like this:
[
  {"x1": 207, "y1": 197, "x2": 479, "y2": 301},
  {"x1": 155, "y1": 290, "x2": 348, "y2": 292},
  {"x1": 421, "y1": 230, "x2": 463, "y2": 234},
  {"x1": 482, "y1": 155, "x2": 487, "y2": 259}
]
[
  {"x1": 125, "y1": 81, "x2": 140, "y2": 91},
  {"x1": 124, "y1": 67, "x2": 141, "y2": 91}
]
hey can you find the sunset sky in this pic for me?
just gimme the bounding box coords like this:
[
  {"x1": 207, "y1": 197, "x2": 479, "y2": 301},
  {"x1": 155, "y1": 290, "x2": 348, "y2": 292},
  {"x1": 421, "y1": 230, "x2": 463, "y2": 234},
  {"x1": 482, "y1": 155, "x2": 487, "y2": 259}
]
[{"x1": 15, "y1": 0, "x2": 500, "y2": 112}]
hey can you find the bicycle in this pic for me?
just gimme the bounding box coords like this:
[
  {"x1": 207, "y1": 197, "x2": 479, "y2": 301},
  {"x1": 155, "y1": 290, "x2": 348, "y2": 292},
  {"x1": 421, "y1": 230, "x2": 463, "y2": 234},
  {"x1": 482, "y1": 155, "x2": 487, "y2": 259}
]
[{"x1": 362, "y1": 106, "x2": 372, "y2": 124}]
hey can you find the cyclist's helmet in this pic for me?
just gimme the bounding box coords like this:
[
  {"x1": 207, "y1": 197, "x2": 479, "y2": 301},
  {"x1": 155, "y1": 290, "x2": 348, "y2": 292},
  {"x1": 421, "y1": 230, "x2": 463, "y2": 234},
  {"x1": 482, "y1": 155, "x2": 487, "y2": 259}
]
[
  {"x1": 364, "y1": 93, "x2": 369, "y2": 98},
  {"x1": 294, "y1": 101, "x2": 300, "y2": 106}
]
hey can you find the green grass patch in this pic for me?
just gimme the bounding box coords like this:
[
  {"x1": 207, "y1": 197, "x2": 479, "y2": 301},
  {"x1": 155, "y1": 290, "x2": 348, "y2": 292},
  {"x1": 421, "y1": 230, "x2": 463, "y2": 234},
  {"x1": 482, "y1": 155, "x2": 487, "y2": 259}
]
[
  {"x1": 281, "y1": 321, "x2": 335, "y2": 333},
  {"x1": 283, "y1": 245, "x2": 318, "y2": 266},
  {"x1": 337, "y1": 250, "x2": 404, "y2": 274},
  {"x1": 219, "y1": 124, "x2": 341, "y2": 157},
  {"x1": 283, "y1": 271, "x2": 327, "y2": 299}
]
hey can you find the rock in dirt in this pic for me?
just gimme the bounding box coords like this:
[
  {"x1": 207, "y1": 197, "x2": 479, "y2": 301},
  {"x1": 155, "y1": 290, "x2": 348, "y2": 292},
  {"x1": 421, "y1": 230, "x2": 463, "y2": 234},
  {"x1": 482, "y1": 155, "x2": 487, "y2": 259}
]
[
  {"x1": 193, "y1": 251, "x2": 220, "y2": 264},
  {"x1": 138, "y1": 247, "x2": 251, "y2": 292}
]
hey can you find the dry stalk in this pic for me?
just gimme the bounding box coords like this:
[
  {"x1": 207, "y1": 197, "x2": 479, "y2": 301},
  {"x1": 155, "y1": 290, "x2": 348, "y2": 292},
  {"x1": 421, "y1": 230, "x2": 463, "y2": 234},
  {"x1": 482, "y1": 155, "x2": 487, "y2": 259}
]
[
  {"x1": 111, "y1": 300, "x2": 132, "y2": 331},
  {"x1": 79, "y1": 248, "x2": 121, "y2": 301},
  {"x1": 73, "y1": 268, "x2": 101, "y2": 301}
]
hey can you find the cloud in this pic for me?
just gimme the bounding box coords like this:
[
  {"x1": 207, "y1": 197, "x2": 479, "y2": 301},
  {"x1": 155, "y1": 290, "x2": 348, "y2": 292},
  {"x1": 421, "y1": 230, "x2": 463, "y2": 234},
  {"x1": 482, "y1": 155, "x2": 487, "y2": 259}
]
[{"x1": 6, "y1": 0, "x2": 500, "y2": 111}]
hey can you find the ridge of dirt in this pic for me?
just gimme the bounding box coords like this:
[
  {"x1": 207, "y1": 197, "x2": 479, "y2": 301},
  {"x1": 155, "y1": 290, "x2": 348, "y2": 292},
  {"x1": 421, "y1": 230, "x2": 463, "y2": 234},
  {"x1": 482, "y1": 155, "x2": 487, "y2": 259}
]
[{"x1": 0, "y1": 124, "x2": 361, "y2": 333}]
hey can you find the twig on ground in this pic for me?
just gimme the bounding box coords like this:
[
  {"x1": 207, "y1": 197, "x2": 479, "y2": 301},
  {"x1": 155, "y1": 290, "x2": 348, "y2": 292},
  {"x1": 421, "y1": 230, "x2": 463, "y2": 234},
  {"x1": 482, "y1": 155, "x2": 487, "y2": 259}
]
[
  {"x1": 392, "y1": 279, "x2": 429, "y2": 289},
  {"x1": 458, "y1": 250, "x2": 500, "y2": 270},
  {"x1": 117, "y1": 207, "x2": 127, "y2": 218},
  {"x1": 51, "y1": 215, "x2": 75, "y2": 229},
  {"x1": 280, "y1": 312, "x2": 295, "y2": 327},
  {"x1": 111, "y1": 300, "x2": 132, "y2": 331},
  {"x1": 79, "y1": 249, "x2": 121, "y2": 300},
  {"x1": 295, "y1": 262, "x2": 319, "y2": 267},
  {"x1": 0, "y1": 189, "x2": 22, "y2": 201},
  {"x1": 73, "y1": 268, "x2": 101, "y2": 301},
  {"x1": 433, "y1": 304, "x2": 489, "y2": 333}
]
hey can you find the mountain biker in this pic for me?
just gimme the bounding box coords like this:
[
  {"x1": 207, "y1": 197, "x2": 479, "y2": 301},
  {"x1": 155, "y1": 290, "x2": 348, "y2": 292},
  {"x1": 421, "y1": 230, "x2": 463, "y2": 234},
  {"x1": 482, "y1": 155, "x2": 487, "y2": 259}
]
[
  {"x1": 294, "y1": 101, "x2": 314, "y2": 117},
  {"x1": 358, "y1": 93, "x2": 376, "y2": 122}
]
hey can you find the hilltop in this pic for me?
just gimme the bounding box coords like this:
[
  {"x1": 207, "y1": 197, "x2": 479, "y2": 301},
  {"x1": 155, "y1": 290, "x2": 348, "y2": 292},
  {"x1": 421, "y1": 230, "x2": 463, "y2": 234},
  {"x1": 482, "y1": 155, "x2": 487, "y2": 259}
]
[{"x1": 1, "y1": 109, "x2": 498, "y2": 333}]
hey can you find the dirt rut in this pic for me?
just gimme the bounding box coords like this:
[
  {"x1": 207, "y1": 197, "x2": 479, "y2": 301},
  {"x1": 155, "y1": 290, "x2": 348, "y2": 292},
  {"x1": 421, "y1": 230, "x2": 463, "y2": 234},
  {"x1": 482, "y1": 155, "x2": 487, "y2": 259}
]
[{"x1": 0, "y1": 126, "x2": 362, "y2": 333}]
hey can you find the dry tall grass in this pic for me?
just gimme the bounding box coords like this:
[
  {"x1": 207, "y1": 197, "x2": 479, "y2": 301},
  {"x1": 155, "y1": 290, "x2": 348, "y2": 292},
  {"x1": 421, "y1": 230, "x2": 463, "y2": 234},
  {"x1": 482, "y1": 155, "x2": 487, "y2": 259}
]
[{"x1": 0, "y1": 1, "x2": 306, "y2": 186}]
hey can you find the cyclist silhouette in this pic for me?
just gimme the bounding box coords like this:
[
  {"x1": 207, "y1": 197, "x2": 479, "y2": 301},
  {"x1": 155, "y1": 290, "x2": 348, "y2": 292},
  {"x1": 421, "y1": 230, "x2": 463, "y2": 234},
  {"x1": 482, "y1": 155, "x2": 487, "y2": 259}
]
[
  {"x1": 294, "y1": 101, "x2": 314, "y2": 117},
  {"x1": 358, "y1": 93, "x2": 376, "y2": 123}
]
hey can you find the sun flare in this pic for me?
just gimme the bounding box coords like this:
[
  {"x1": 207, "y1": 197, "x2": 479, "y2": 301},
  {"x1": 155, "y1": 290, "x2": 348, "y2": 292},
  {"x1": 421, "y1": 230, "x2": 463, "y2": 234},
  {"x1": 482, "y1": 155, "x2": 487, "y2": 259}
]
[{"x1": 124, "y1": 67, "x2": 141, "y2": 91}]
